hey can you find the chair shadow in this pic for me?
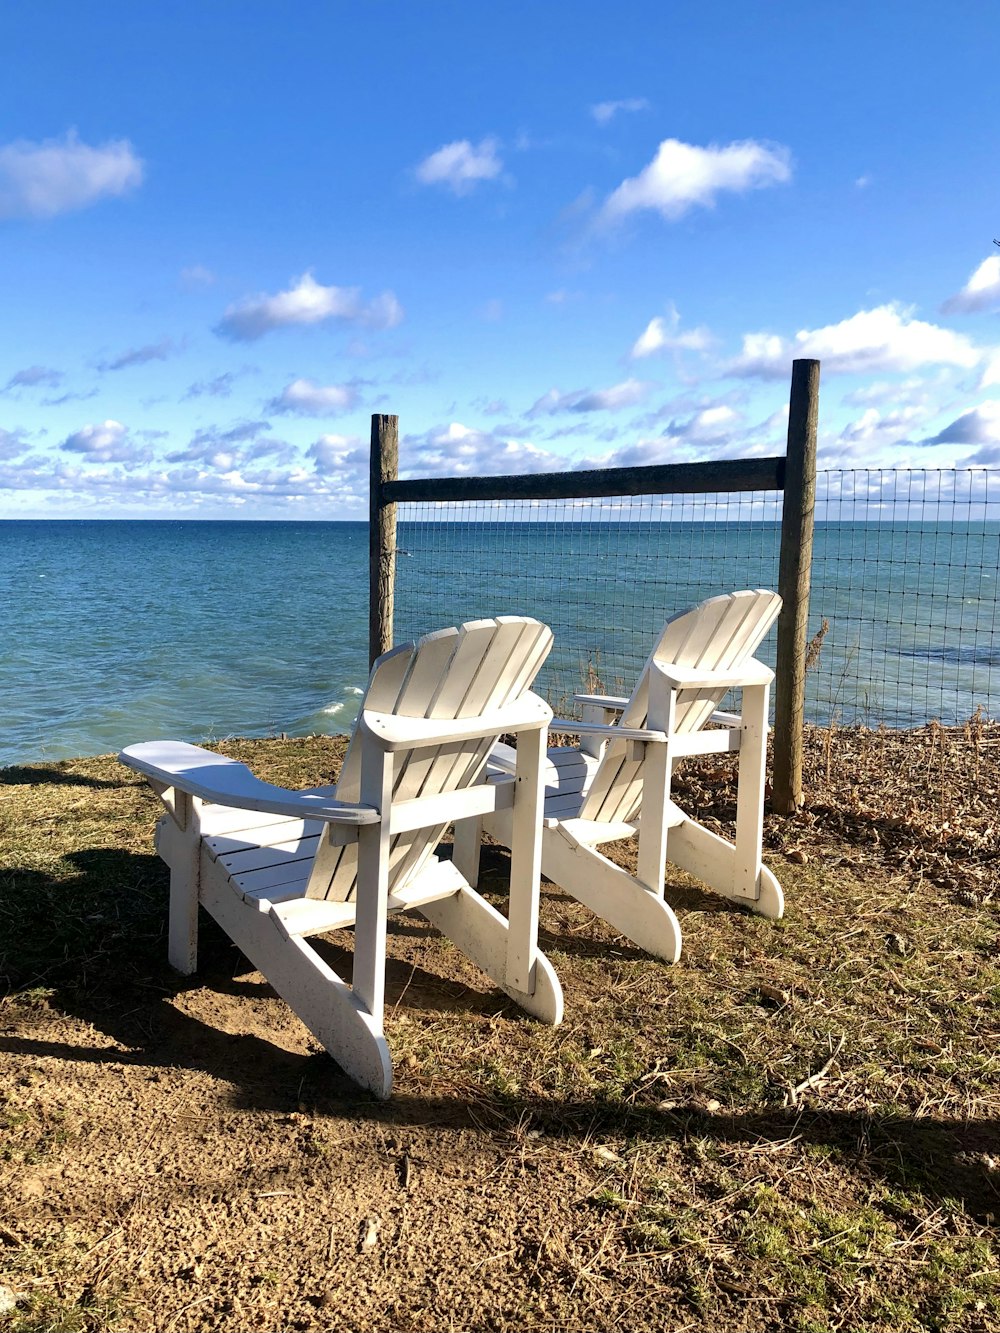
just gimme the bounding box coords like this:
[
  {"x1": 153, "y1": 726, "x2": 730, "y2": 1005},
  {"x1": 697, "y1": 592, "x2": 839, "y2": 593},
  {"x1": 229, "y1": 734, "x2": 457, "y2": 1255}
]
[
  {"x1": 0, "y1": 846, "x2": 542, "y2": 1111},
  {"x1": 0, "y1": 763, "x2": 123, "y2": 789},
  {"x1": 2, "y1": 847, "x2": 998, "y2": 1220}
]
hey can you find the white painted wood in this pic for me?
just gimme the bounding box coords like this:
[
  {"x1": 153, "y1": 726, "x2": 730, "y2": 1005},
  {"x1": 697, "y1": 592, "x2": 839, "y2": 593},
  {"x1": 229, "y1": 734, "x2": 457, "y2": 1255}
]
[
  {"x1": 162, "y1": 795, "x2": 200, "y2": 974},
  {"x1": 506, "y1": 721, "x2": 546, "y2": 992},
  {"x1": 120, "y1": 615, "x2": 563, "y2": 1100},
  {"x1": 733, "y1": 681, "x2": 769, "y2": 900},
  {"x1": 421, "y1": 883, "x2": 564, "y2": 1024},
  {"x1": 387, "y1": 776, "x2": 514, "y2": 835},
  {"x1": 573, "y1": 693, "x2": 629, "y2": 712},
  {"x1": 195, "y1": 854, "x2": 393, "y2": 1098},
  {"x1": 481, "y1": 591, "x2": 784, "y2": 961},
  {"x1": 120, "y1": 741, "x2": 379, "y2": 824},
  {"x1": 450, "y1": 814, "x2": 483, "y2": 887}
]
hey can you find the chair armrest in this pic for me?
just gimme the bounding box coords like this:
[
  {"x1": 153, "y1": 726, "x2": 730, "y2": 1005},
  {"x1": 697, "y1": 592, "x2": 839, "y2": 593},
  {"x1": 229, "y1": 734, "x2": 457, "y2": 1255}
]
[
  {"x1": 652, "y1": 658, "x2": 774, "y2": 691},
  {"x1": 573, "y1": 693, "x2": 629, "y2": 713},
  {"x1": 119, "y1": 741, "x2": 379, "y2": 825},
  {"x1": 551, "y1": 718, "x2": 668, "y2": 743},
  {"x1": 360, "y1": 691, "x2": 552, "y2": 752}
]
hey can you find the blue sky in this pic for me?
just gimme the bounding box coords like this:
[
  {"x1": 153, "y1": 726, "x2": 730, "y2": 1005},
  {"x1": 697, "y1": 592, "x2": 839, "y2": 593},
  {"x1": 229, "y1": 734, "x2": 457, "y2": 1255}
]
[{"x1": 1, "y1": 1, "x2": 999, "y2": 518}]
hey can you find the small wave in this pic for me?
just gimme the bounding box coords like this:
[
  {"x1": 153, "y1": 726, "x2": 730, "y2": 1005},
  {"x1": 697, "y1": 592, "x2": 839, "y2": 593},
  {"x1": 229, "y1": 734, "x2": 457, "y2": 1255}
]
[{"x1": 900, "y1": 644, "x2": 1000, "y2": 667}]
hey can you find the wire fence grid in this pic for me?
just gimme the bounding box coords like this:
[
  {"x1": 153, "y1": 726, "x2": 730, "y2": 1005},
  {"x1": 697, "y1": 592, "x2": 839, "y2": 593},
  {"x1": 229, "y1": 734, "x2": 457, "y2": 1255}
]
[{"x1": 392, "y1": 469, "x2": 1000, "y2": 729}]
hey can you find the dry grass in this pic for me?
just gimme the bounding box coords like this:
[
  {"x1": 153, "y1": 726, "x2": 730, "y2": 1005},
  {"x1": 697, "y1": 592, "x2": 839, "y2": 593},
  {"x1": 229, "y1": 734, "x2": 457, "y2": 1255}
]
[{"x1": 0, "y1": 727, "x2": 998, "y2": 1332}]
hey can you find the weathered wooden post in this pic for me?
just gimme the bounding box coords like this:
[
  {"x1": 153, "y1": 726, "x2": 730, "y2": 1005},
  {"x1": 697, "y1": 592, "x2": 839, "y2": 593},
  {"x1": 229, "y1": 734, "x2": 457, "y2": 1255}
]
[
  {"x1": 772, "y1": 359, "x2": 820, "y2": 813},
  {"x1": 369, "y1": 413, "x2": 398, "y2": 668}
]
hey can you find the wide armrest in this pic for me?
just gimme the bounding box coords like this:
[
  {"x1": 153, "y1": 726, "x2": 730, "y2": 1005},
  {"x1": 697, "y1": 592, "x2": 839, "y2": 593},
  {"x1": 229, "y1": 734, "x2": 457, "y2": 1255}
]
[
  {"x1": 652, "y1": 657, "x2": 774, "y2": 690},
  {"x1": 551, "y1": 717, "x2": 668, "y2": 743},
  {"x1": 360, "y1": 691, "x2": 552, "y2": 752},
  {"x1": 119, "y1": 741, "x2": 379, "y2": 825},
  {"x1": 573, "y1": 693, "x2": 629, "y2": 713}
]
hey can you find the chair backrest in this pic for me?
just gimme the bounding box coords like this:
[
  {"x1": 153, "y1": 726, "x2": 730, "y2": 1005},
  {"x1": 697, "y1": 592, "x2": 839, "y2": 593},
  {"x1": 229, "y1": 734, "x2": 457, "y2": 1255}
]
[
  {"x1": 579, "y1": 590, "x2": 781, "y2": 825},
  {"x1": 308, "y1": 616, "x2": 553, "y2": 902}
]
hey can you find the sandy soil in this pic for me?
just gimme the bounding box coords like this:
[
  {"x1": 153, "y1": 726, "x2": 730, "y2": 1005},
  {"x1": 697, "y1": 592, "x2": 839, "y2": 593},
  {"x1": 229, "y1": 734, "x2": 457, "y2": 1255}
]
[{"x1": 1, "y1": 726, "x2": 998, "y2": 1331}]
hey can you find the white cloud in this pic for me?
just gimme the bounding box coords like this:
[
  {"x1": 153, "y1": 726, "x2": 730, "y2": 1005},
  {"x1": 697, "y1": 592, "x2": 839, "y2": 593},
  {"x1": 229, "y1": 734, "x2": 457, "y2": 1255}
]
[
  {"x1": 630, "y1": 306, "x2": 713, "y2": 358},
  {"x1": 942, "y1": 256, "x2": 1000, "y2": 315},
  {"x1": 0, "y1": 428, "x2": 30, "y2": 460},
  {"x1": 839, "y1": 405, "x2": 927, "y2": 446},
  {"x1": 600, "y1": 137, "x2": 791, "y2": 226},
  {"x1": 841, "y1": 377, "x2": 931, "y2": 407},
  {"x1": 269, "y1": 378, "x2": 360, "y2": 416},
  {"x1": 0, "y1": 130, "x2": 143, "y2": 219},
  {"x1": 591, "y1": 98, "x2": 650, "y2": 125},
  {"x1": 923, "y1": 401, "x2": 1000, "y2": 446},
  {"x1": 215, "y1": 272, "x2": 403, "y2": 341},
  {"x1": 414, "y1": 137, "x2": 503, "y2": 195},
  {"x1": 308, "y1": 434, "x2": 367, "y2": 475},
  {"x1": 180, "y1": 264, "x2": 216, "y2": 289},
  {"x1": 729, "y1": 304, "x2": 984, "y2": 378},
  {"x1": 98, "y1": 338, "x2": 179, "y2": 371},
  {"x1": 184, "y1": 372, "x2": 236, "y2": 400},
  {"x1": 980, "y1": 351, "x2": 1000, "y2": 389},
  {"x1": 529, "y1": 378, "x2": 654, "y2": 415},
  {"x1": 60, "y1": 420, "x2": 150, "y2": 464},
  {"x1": 405, "y1": 422, "x2": 561, "y2": 476},
  {"x1": 3, "y1": 365, "x2": 63, "y2": 392}
]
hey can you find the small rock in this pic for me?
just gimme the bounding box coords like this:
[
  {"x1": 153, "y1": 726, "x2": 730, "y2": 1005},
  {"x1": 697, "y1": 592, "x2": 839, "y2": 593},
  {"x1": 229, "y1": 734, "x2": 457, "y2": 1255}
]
[
  {"x1": 359, "y1": 1217, "x2": 379, "y2": 1250},
  {"x1": 886, "y1": 933, "x2": 910, "y2": 956},
  {"x1": 0, "y1": 1286, "x2": 17, "y2": 1317},
  {"x1": 786, "y1": 848, "x2": 809, "y2": 865},
  {"x1": 759, "y1": 983, "x2": 791, "y2": 1007},
  {"x1": 592, "y1": 1146, "x2": 621, "y2": 1164}
]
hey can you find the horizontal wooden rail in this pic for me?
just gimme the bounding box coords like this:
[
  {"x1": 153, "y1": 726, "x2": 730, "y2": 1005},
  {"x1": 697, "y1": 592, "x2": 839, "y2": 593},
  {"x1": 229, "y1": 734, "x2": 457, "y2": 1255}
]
[{"x1": 383, "y1": 456, "x2": 785, "y2": 505}]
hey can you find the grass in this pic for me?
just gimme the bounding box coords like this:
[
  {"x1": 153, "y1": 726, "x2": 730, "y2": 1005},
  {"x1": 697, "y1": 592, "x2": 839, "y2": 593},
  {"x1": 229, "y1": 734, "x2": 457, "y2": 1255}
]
[{"x1": 0, "y1": 726, "x2": 998, "y2": 1330}]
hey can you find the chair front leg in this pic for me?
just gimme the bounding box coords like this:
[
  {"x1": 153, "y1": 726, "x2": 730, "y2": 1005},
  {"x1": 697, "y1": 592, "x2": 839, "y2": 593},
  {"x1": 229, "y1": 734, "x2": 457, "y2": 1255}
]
[
  {"x1": 636, "y1": 670, "x2": 677, "y2": 896},
  {"x1": 733, "y1": 681, "x2": 769, "y2": 899},
  {"x1": 152, "y1": 787, "x2": 202, "y2": 975},
  {"x1": 352, "y1": 739, "x2": 393, "y2": 1029},
  {"x1": 505, "y1": 723, "x2": 546, "y2": 994}
]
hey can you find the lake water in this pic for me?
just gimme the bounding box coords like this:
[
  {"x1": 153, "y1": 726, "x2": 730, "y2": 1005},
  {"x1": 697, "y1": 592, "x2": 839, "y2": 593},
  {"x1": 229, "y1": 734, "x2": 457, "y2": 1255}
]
[{"x1": 2, "y1": 518, "x2": 998, "y2": 767}]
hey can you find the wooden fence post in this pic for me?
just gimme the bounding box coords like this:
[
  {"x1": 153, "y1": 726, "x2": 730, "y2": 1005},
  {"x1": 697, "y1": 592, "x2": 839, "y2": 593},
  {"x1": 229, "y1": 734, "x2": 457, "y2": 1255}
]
[
  {"x1": 369, "y1": 414, "x2": 398, "y2": 668},
  {"x1": 772, "y1": 359, "x2": 820, "y2": 813}
]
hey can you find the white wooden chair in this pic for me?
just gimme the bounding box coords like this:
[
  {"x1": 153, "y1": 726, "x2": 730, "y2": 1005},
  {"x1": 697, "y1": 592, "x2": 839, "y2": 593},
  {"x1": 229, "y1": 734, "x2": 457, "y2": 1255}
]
[
  {"x1": 456, "y1": 591, "x2": 784, "y2": 963},
  {"x1": 120, "y1": 617, "x2": 563, "y2": 1099}
]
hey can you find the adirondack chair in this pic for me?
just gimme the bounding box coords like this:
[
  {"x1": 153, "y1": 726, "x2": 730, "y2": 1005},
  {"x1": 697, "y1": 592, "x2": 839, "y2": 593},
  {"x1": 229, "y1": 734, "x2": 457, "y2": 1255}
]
[
  {"x1": 119, "y1": 617, "x2": 563, "y2": 1099},
  {"x1": 456, "y1": 591, "x2": 783, "y2": 963}
]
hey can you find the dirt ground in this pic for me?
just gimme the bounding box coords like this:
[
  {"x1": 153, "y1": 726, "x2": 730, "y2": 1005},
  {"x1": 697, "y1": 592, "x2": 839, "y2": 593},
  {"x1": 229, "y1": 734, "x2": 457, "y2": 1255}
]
[{"x1": 1, "y1": 724, "x2": 998, "y2": 1332}]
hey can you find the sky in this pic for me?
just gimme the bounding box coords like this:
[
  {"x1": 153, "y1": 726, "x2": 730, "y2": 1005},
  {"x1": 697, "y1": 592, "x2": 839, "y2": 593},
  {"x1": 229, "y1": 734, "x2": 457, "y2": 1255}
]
[{"x1": 1, "y1": 0, "x2": 999, "y2": 519}]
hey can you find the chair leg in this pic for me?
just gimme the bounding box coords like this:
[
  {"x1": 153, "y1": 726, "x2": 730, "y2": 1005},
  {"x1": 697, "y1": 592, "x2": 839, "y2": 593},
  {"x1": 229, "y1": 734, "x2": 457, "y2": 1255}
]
[
  {"x1": 666, "y1": 818, "x2": 784, "y2": 920},
  {"x1": 197, "y1": 860, "x2": 393, "y2": 1097},
  {"x1": 155, "y1": 802, "x2": 200, "y2": 975},
  {"x1": 733, "y1": 682, "x2": 769, "y2": 900},
  {"x1": 420, "y1": 886, "x2": 563, "y2": 1024},
  {"x1": 546, "y1": 826, "x2": 683, "y2": 963}
]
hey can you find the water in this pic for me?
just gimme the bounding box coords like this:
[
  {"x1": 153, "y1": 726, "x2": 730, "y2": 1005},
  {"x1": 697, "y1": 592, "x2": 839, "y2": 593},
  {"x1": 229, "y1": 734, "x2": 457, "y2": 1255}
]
[
  {"x1": 2, "y1": 518, "x2": 999, "y2": 768},
  {"x1": 1, "y1": 521, "x2": 369, "y2": 766}
]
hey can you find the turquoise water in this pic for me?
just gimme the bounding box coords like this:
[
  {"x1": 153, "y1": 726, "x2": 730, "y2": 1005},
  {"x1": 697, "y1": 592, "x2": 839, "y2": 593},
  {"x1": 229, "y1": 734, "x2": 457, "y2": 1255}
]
[{"x1": 2, "y1": 518, "x2": 998, "y2": 767}]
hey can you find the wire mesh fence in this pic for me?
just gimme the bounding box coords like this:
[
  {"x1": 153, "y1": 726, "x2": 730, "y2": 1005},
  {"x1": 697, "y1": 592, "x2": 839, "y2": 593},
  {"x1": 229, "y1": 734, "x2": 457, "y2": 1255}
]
[
  {"x1": 392, "y1": 470, "x2": 1000, "y2": 728},
  {"x1": 393, "y1": 492, "x2": 783, "y2": 716},
  {"x1": 809, "y1": 469, "x2": 1000, "y2": 727}
]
